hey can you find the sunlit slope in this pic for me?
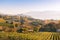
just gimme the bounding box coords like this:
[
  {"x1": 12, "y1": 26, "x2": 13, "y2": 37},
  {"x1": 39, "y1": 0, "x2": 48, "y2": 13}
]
[{"x1": 0, "y1": 18, "x2": 6, "y2": 23}]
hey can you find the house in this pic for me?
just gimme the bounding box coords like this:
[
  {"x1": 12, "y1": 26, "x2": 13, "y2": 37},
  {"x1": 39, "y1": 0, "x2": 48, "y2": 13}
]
[
  {"x1": 28, "y1": 29, "x2": 33, "y2": 32},
  {"x1": 0, "y1": 26, "x2": 3, "y2": 32},
  {"x1": 57, "y1": 29, "x2": 60, "y2": 32}
]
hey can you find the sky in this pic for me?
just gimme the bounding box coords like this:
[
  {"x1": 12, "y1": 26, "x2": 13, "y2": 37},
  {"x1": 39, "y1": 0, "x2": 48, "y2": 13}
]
[{"x1": 0, "y1": 0, "x2": 60, "y2": 19}]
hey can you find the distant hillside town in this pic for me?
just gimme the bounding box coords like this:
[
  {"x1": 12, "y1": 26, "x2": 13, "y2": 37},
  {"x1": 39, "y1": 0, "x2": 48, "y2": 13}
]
[{"x1": 0, "y1": 14, "x2": 60, "y2": 32}]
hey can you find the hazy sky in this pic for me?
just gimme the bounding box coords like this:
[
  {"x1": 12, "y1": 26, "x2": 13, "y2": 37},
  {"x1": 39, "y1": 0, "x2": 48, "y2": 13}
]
[{"x1": 0, "y1": 0, "x2": 60, "y2": 19}]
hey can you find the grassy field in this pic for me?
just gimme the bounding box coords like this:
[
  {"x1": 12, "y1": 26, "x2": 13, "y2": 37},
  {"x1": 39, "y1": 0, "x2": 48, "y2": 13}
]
[{"x1": 0, "y1": 32, "x2": 60, "y2": 40}]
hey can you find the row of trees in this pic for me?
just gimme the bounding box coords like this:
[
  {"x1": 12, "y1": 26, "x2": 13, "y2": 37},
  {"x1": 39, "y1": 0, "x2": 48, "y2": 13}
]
[
  {"x1": 17, "y1": 22, "x2": 58, "y2": 32},
  {"x1": 39, "y1": 22, "x2": 57, "y2": 32}
]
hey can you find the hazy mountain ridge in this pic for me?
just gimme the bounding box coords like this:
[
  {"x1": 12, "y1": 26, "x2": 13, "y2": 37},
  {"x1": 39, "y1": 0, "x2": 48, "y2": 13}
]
[
  {"x1": 0, "y1": 11, "x2": 60, "y2": 20},
  {"x1": 23, "y1": 11, "x2": 60, "y2": 20}
]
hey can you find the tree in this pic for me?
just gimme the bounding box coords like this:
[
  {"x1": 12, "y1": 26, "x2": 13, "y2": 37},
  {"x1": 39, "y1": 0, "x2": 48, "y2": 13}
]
[
  {"x1": 39, "y1": 22, "x2": 57, "y2": 32},
  {"x1": 22, "y1": 28, "x2": 28, "y2": 33},
  {"x1": 15, "y1": 24, "x2": 18, "y2": 27},
  {"x1": 33, "y1": 27, "x2": 38, "y2": 32},
  {"x1": 56, "y1": 22, "x2": 60, "y2": 29},
  {"x1": 30, "y1": 21, "x2": 41, "y2": 32},
  {"x1": 17, "y1": 28, "x2": 23, "y2": 33},
  {"x1": 0, "y1": 15, "x2": 2, "y2": 18}
]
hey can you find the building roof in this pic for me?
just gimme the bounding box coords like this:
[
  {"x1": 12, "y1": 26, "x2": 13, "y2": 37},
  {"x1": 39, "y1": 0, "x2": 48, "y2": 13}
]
[
  {"x1": 57, "y1": 29, "x2": 60, "y2": 32},
  {"x1": 0, "y1": 26, "x2": 3, "y2": 30}
]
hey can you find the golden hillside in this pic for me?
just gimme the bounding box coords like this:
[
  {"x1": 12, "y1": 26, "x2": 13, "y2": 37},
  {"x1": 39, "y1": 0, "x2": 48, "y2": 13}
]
[{"x1": 0, "y1": 18, "x2": 6, "y2": 23}]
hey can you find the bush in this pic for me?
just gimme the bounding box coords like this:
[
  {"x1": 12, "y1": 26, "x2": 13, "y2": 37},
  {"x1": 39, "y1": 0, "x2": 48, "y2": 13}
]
[{"x1": 0, "y1": 22, "x2": 14, "y2": 28}]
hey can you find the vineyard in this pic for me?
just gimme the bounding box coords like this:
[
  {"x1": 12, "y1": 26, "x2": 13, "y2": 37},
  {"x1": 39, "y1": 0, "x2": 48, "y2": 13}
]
[{"x1": 0, "y1": 32, "x2": 60, "y2": 40}]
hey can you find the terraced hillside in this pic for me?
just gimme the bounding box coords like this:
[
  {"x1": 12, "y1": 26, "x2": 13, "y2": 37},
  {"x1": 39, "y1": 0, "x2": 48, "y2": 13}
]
[{"x1": 0, "y1": 32, "x2": 60, "y2": 40}]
